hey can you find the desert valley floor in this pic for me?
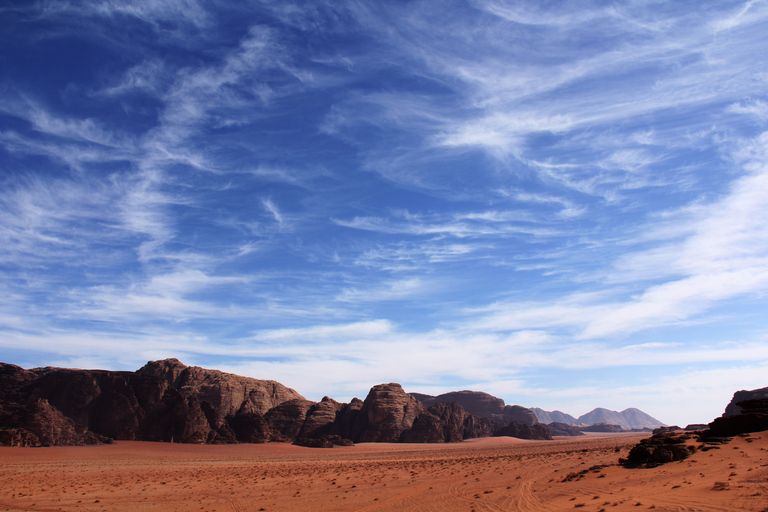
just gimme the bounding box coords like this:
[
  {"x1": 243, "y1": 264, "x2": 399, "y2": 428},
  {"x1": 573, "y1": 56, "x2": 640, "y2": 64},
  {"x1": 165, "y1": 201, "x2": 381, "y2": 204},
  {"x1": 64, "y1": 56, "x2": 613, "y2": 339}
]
[{"x1": 1, "y1": 432, "x2": 767, "y2": 512}]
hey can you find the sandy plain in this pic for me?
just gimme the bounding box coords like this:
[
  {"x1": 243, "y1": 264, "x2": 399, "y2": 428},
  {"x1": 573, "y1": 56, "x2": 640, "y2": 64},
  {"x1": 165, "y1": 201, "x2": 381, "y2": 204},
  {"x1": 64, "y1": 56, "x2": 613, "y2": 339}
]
[{"x1": 1, "y1": 432, "x2": 767, "y2": 512}]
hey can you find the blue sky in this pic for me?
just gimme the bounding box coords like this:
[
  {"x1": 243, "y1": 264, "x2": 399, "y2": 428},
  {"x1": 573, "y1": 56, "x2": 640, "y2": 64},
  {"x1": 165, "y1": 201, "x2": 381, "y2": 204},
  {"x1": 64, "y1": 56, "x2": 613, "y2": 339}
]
[{"x1": 2, "y1": 0, "x2": 768, "y2": 426}]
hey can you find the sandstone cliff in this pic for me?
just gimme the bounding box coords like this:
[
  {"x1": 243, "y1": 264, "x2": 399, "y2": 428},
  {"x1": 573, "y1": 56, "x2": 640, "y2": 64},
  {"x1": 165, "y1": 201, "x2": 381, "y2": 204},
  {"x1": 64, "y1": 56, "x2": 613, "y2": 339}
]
[
  {"x1": 352, "y1": 383, "x2": 425, "y2": 442},
  {"x1": 138, "y1": 359, "x2": 304, "y2": 416},
  {"x1": 0, "y1": 360, "x2": 552, "y2": 446}
]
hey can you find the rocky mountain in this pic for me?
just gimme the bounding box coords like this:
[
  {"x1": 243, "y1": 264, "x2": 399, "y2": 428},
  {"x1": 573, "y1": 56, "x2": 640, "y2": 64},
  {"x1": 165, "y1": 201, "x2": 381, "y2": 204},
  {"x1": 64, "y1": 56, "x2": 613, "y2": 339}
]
[
  {"x1": 578, "y1": 408, "x2": 664, "y2": 430},
  {"x1": 533, "y1": 406, "x2": 665, "y2": 430},
  {"x1": 0, "y1": 360, "x2": 552, "y2": 446},
  {"x1": 531, "y1": 408, "x2": 578, "y2": 425},
  {"x1": 138, "y1": 358, "x2": 304, "y2": 416},
  {"x1": 412, "y1": 390, "x2": 538, "y2": 425}
]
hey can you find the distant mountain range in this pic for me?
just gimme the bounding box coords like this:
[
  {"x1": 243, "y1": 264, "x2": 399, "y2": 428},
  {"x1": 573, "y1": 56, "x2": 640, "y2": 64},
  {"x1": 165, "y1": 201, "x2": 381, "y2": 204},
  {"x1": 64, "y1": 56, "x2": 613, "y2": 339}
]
[{"x1": 531, "y1": 407, "x2": 665, "y2": 430}]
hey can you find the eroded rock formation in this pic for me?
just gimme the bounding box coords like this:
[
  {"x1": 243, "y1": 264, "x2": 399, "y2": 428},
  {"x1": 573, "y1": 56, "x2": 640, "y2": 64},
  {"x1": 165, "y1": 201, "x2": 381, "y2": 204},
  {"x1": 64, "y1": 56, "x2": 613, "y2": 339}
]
[
  {"x1": 138, "y1": 358, "x2": 304, "y2": 416},
  {"x1": 412, "y1": 390, "x2": 538, "y2": 425},
  {"x1": 0, "y1": 360, "x2": 553, "y2": 446},
  {"x1": 352, "y1": 383, "x2": 425, "y2": 442}
]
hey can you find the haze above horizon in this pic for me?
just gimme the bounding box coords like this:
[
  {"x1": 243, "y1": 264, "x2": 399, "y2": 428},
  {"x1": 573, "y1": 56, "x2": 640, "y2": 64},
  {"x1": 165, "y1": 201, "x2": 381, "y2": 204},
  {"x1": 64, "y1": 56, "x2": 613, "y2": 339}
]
[{"x1": 2, "y1": 1, "x2": 767, "y2": 427}]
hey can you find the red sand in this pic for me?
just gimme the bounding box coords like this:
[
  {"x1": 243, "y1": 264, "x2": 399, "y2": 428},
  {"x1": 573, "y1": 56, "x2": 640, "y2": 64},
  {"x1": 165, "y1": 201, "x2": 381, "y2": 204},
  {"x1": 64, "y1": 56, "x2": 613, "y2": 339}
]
[{"x1": 2, "y1": 433, "x2": 767, "y2": 511}]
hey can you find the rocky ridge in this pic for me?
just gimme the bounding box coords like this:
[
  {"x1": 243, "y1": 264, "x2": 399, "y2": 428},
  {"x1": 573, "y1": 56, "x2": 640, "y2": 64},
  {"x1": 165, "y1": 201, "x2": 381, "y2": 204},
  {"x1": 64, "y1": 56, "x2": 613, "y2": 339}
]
[{"x1": 0, "y1": 360, "x2": 551, "y2": 446}]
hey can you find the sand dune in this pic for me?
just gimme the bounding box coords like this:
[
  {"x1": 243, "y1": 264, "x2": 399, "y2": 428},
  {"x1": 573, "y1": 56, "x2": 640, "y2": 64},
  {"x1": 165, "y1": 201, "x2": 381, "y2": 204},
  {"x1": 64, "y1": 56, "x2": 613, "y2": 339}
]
[{"x1": 1, "y1": 432, "x2": 766, "y2": 511}]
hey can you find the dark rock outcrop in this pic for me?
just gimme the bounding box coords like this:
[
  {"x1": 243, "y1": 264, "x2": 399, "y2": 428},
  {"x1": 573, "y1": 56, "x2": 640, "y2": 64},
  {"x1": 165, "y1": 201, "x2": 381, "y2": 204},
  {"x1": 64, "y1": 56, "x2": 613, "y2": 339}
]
[
  {"x1": 1, "y1": 361, "x2": 552, "y2": 446},
  {"x1": 708, "y1": 399, "x2": 768, "y2": 436},
  {"x1": 412, "y1": 390, "x2": 537, "y2": 425},
  {"x1": 722, "y1": 387, "x2": 768, "y2": 417},
  {"x1": 228, "y1": 412, "x2": 270, "y2": 443},
  {"x1": 401, "y1": 402, "x2": 480, "y2": 443},
  {"x1": 494, "y1": 422, "x2": 552, "y2": 440},
  {"x1": 620, "y1": 432, "x2": 696, "y2": 468},
  {"x1": 353, "y1": 383, "x2": 424, "y2": 442},
  {"x1": 0, "y1": 361, "x2": 278, "y2": 445}
]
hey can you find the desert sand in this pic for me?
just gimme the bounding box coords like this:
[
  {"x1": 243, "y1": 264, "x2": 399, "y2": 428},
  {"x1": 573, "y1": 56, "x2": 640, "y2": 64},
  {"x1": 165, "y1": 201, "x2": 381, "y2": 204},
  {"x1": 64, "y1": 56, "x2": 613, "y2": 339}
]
[{"x1": 1, "y1": 432, "x2": 766, "y2": 511}]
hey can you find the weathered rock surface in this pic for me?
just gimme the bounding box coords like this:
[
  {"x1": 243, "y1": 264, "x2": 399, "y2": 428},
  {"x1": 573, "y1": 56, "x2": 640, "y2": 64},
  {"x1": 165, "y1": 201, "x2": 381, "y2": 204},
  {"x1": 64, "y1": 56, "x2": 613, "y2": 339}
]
[
  {"x1": 0, "y1": 399, "x2": 106, "y2": 446},
  {"x1": 412, "y1": 390, "x2": 537, "y2": 425},
  {"x1": 401, "y1": 402, "x2": 492, "y2": 443},
  {"x1": 138, "y1": 359, "x2": 304, "y2": 416},
  {"x1": 298, "y1": 397, "x2": 345, "y2": 439},
  {"x1": 227, "y1": 412, "x2": 270, "y2": 443},
  {"x1": 353, "y1": 383, "x2": 425, "y2": 442},
  {"x1": 264, "y1": 398, "x2": 315, "y2": 442},
  {"x1": 1, "y1": 361, "x2": 553, "y2": 446},
  {"x1": 327, "y1": 398, "x2": 363, "y2": 440}
]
